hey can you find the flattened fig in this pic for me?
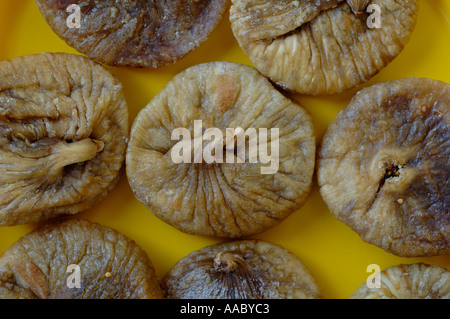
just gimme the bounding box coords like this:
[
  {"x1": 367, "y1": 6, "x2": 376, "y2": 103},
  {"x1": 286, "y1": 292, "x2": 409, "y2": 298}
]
[
  {"x1": 351, "y1": 263, "x2": 450, "y2": 299},
  {"x1": 163, "y1": 240, "x2": 322, "y2": 299},
  {"x1": 36, "y1": 0, "x2": 229, "y2": 67},
  {"x1": 317, "y1": 77, "x2": 450, "y2": 257},
  {"x1": 0, "y1": 219, "x2": 163, "y2": 299},
  {"x1": 126, "y1": 62, "x2": 315, "y2": 238},
  {"x1": 230, "y1": 0, "x2": 418, "y2": 95},
  {"x1": 0, "y1": 53, "x2": 128, "y2": 226}
]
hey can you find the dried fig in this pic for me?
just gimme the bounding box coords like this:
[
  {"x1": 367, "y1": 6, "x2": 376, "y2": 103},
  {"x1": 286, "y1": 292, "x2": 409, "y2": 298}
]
[
  {"x1": 0, "y1": 53, "x2": 128, "y2": 226},
  {"x1": 36, "y1": 0, "x2": 229, "y2": 68},
  {"x1": 163, "y1": 240, "x2": 322, "y2": 299},
  {"x1": 317, "y1": 77, "x2": 450, "y2": 256},
  {"x1": 230, "y1": 0, "x2": 418, "y2": 95},
  {"x1": 126, "y1": 62, "x2": 315, "y2": 238},
  {"x1": 351, "y1": 263, "x2": 450, "y2": 299},
  {"x1": 0, "y1": 219, "x2": 163, "y2": 299}
]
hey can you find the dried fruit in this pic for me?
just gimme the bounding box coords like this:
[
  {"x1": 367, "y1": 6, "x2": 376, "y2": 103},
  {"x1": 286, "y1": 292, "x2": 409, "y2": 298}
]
[
  {"x1": 317, "y1": 77, "x2": 450, "y2": 256},
  {"x1": 351, "y1": 263, "x2": 450, "y2": 299},
  {"x1": 163, "y1": 240, "x2": 322, "y2": 299},
  {"x1": 0, "y1": 53, "x2": 128, "y2": 226},
  {"x1": 126, "y1": 62, "x2": 315, "y2": 238},
  {"x1": 0, "y1": 219, "x2": 163, "y2": 299},
  {"x1": 36, "y1": 0, "x2": 229, "y2": 68},
  {"x1": 230, "y1": 0, "x2": 418, "y2": 95}
]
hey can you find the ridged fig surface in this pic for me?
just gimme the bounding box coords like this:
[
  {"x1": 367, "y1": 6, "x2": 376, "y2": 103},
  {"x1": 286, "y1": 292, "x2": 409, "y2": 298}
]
[
  {"x1": 126, "y1": 62, "x2": 315, "y2": 238},
  {"x1": 318, "y1": 78, "x2": 450, "y2": 256},
  {"x1": 0, "y1": 219, "x2": 163, "y2": 299},
  {"x1": 163, "y1": 240, "x2": 322, "y2": 299},
  {"x1": 0, "y1": 53, "x2": 129, "y2": 226},
  {"x1": 230, "y1": 0, "x2": 418, "y2": 95},
  {"x1": 36, "y1": 0, "x2": 229, "y2": 67},
  {"x1": 351, "y1": 263, "x2": 450, "y2": 299}
]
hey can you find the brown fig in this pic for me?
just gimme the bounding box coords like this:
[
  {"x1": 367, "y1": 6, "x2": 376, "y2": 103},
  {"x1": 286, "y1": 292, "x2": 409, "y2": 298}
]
[
  {"x1": 0, "y1": 53, "x2": 128, "y2": 226},
  {"x1": 351, "y1": 263, "x2": 450, "y2": 299},
  {"x1": 163, "y1": 240, "x2": 322, "y2": 299},
  {"x1": 0, "y1": 219, "x2": 162, "y2": 299},
  {"x1": 36, "y1": 0, "x2": 229, "y2": 68},
  {"x1": 126, "y1": 62, "x2": 315, "y2": 238},
  {"x1": 230, "y1": 0, "x2": 418, "y2": 95},
  {"x1": 317, "y1": 77, "x2": 450, "y2": 257}
]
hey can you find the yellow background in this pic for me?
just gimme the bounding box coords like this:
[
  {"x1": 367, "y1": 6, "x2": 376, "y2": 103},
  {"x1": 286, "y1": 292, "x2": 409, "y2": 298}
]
[{"x1": 0, "y1": 0, "x2": 449, "y2": 299}]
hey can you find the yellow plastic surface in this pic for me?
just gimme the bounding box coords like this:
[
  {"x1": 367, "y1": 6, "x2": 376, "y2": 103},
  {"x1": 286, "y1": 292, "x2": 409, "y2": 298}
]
[{"x1": 0, "y1": 0, "x2": 448, "y2": 299}]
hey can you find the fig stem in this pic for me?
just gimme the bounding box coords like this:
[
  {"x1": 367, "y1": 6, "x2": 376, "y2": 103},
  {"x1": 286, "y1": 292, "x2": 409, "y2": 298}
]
[
  {"x1": 50, "y1": 138, "x2": 104, "y2": 175},
  {"x1": 346, "y1": 0, "x2": 370, "y2": 17},
  {"x1": 213, "y1": 252, "x2": 246, "y2": 273}
]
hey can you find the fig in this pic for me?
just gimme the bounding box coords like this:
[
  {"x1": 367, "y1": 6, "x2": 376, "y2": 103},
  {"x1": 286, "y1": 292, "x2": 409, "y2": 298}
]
[
  {"x1": 126, "y1": 62, "x2": 315, "y2": 238},
  {"x1": 0, "y1": 219, "x2": 163, "y2": 299},
  {"x1": 163, "y1": 240, "x2": 322, "y2": 299},
  {"x1": 36, "y1": 0, "x2": 229, "y2": 68},
  {"x1": 230, "y1": 0, "x2": 418, "y2": 95},
  {"x1": 317, "y1": 77, "x2": 450, "y2": 256},
  {"x1": 351, "y1": 263, "x2": 450, "y2": 299},
  {"x1": 0, "y1": 53, "x2": 128, "y2": 226}
]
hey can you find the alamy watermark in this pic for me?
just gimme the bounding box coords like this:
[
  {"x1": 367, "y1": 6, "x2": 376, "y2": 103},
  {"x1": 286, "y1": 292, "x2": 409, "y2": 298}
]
[
  {"x1": 66, "y1": 264, "x2": 81, "y2": 289},
  {"x1": 366, "y1": 4, "x2": 381, "y2": 29},
  {"x1": 66, "y1": 4, "x2": 81, "y2": 29},
  {"x1": 65, "y1": 4, "x2": 381, "y2": 30},
  {"x1": 171, "y1": 120, "x2": 279, "y2": 174},
  {"x1": 366, "y1": 264, "x2": 381, "y2": 289}
]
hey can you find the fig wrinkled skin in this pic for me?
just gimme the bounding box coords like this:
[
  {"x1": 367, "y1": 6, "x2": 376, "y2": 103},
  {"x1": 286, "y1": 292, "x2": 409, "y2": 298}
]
[
  {"x1": 0, "y1": 219, "x2": 163, "y2": 299},
  {"x1": 163, "y1": 240, "x2": 322, "y2": 299},
  {"x1": 230, "y1": 0, "x2": 418, "y2": 95},
  {"x1": 351, "y1": 263, "x2": 450, "y2": 299},
  {"x1": 0, "y1": 53, "x2": 129, "y2": 226},
  {"x1": 317, "y1": 77, "x2": 450, "y2": 257},
  {"x1": 36, "y1": 0, "x2": 229, "y2": 68},
  {"x1": 126, "y1": 62, "x2": 316, "y2": 238}
]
